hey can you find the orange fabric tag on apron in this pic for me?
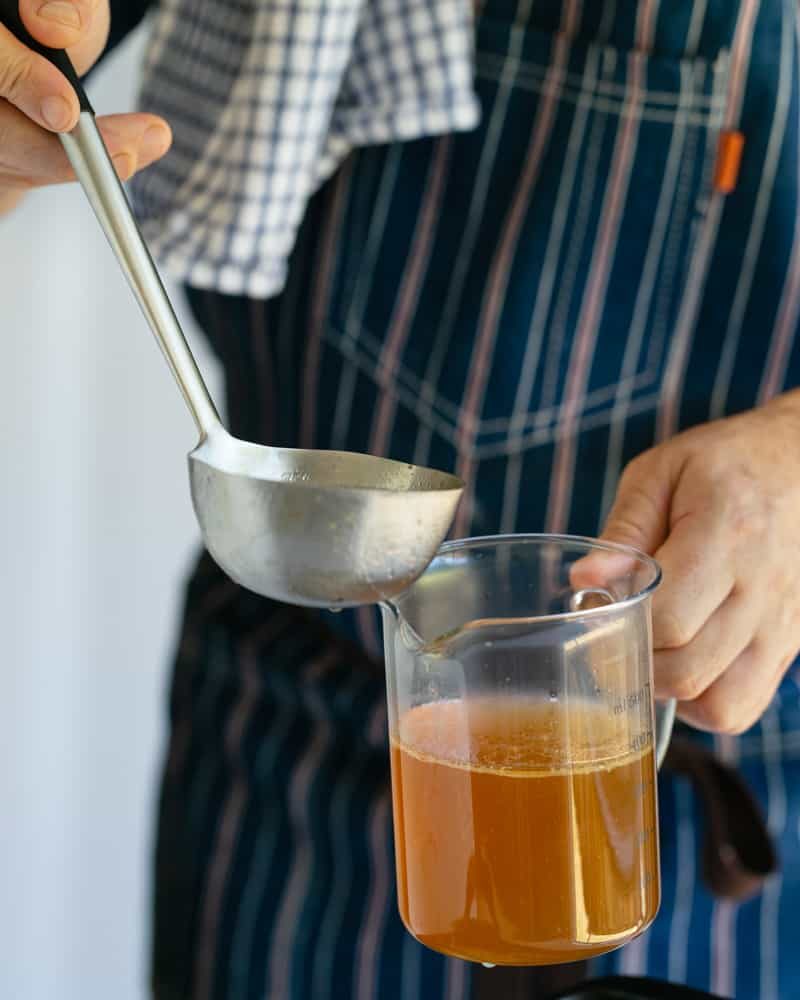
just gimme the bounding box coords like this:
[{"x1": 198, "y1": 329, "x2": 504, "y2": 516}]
[{"x1": 714, "y1": 130, "x2": 745, "y2": 194}]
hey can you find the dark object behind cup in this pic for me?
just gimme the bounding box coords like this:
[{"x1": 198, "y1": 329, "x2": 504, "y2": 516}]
[{"x1": 550, "y1": 975, "x2": 724, "y2": 998}]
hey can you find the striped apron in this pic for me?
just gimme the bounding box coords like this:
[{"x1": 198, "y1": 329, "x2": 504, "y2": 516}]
[{"x1": 151, "y1": 1, "x2": 800, "y2": 997}]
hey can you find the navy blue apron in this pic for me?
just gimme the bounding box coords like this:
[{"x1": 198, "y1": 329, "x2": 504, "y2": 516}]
[{"x1": 151, "y1": 2, "x2": 800, "y2": 997}]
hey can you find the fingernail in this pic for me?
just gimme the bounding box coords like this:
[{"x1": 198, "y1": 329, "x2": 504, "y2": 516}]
[
  {"x1": 112, "y1": 152, "x2": 134, "y2": 180},
  {"x1": 140, "y1": 124, "x2": 171, "y2": 161},
  {"x1": 40, "y1": 95, "x2": 73, "y2": 130},
  {"x1": 37, "y1": 2, "x2": 81, "y2": 28}
]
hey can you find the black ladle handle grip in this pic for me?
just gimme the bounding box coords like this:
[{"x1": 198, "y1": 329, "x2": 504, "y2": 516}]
[{"x1": 0, "y1": 0, "x2": 94, "y2": 113}]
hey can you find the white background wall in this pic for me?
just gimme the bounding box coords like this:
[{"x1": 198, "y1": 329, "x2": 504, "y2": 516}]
[{"x1": 0, "y1": 27, "x2": 221, "y2": 999}]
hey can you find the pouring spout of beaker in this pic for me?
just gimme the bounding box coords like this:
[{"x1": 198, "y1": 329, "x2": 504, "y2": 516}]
[
  {"x1": 379, "y1": 599, "x2": 428, "y2": 653},
  {"x1": 378, "y1": 599, "x2": 400, "y2": 622}
]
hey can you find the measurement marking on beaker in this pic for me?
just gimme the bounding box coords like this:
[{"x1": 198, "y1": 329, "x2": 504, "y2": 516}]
[
  {"x1": 630, "y1": 729, "x2": 653, "y2": 752},
  {"x1": 612, "y1": 681, "x2": 651, "y2": 716}
]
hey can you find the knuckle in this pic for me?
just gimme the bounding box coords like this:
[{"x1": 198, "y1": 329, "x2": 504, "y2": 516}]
[
  {"x1": 71, "y1": 0, "x2": 94, "y2": 28},
  {"x1": 691, "y1": 693, "x2": 750, "y2": 735},
  {"x1": 0, "y1": 51, "x2": 32, "y2": 102},
  {"x1": 655, "y1": 611, "x2": 694, "y2": 650},
  {"x1": 664, "y1": 666, "x2": 707, "y2": 703},
  {"x1": 620, "y1": 449, "x2": 658, "y2": 488},
  {"x1": 605, "y1": 507, "x2": 648, "y2": 546},
  {"x1": 622, "y1": 450, "x2": 650, "y2": 479},
  {"x1": 718, "y1": 466, "x2": 771, "y2": 542},
  {"x1": 606, "y1": 479, "x2": 662, "y2": 545},
  {"x1": 699, "y1": 445, "x2": 729, "y2": 478}
]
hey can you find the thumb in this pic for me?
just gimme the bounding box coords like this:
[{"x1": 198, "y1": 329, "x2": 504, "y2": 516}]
[
  {"x1": 571, "y1": 449, "x2": 676, "y2": 590},
  {"x1": 600, "y1": 450, "x2": 675, "y2": 555}
]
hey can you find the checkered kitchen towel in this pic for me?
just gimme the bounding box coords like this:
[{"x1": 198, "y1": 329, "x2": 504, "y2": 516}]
[{"x1": 129, "y1": 0, "x2": 480, "y2": 298}]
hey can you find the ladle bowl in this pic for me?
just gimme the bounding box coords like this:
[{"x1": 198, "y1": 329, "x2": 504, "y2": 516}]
[{"x1": 189, "y1": 432, "x2": 463, "y2": 606}]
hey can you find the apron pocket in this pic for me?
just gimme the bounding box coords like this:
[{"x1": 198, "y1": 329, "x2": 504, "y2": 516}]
[{"x1": 310, "y1": 20, "x2": 730, "y2": 464}]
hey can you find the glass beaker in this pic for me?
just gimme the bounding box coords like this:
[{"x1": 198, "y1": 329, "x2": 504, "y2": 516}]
[{"x1": 381, "y1": 534, "x2": 675, "y2": 968}]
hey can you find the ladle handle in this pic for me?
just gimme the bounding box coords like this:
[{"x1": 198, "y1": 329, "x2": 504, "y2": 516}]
[{"x1": 0, "y1": 1, "x2": 222, "y2": 439}]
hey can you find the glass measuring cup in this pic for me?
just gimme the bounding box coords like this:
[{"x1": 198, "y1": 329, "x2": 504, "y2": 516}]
[{"x1": 381, "y1": 534, "x2": 675, "y2": 968}]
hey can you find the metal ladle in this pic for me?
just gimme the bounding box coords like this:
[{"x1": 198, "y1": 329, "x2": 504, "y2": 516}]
[{"x1": 3, "y1": 6, "x2": 463, "y2": 608}]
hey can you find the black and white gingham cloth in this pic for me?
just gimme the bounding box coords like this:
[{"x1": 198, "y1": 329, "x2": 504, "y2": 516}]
[{"x1": 129, "y1": 0, "x2": 480, "y2": 297}]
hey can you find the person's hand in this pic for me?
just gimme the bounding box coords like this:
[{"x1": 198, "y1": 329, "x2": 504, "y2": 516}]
[
  {"x1": 582, "y1": 390, "x2": 800, "y2": 734},
  {"x1": 0, "y1": 0, "x2": 171, "y2": 212}
]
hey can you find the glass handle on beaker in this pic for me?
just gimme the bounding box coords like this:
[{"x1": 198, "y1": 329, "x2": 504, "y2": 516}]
[
  {"x1": 570, "y1": 588, "x2": 675, "y2": 770},
  {"x1": 655, "y1": 698, "x2": 676, "y2": 769}
]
